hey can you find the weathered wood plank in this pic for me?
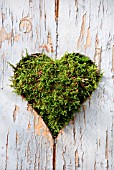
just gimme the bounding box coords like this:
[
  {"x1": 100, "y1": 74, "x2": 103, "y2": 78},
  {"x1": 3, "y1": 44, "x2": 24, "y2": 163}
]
[
  {"x1": 56, "y1": 0, "x2": 114, "y2": 169},
  {"x1": 0, "y1": 0, "x2": 57, "y2": 169},
  {"x1": 0, "y1": 0, "x2": 114, "y2": 170}
]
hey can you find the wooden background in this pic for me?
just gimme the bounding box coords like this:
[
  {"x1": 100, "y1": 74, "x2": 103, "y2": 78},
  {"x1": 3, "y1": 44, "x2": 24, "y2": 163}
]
[{"x1": 0, "y1": 0, "x2": 114, "y2": 169}]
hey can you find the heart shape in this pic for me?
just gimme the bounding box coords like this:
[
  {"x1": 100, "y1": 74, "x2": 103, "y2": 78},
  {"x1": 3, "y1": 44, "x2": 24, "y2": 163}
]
[{"x1": 10, "y1": 52, "x2": 102, "y2": 138}]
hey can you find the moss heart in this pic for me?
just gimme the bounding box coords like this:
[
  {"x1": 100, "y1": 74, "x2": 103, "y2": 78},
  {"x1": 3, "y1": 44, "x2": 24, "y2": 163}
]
[{"x1": 10, "y1": 52, "x2": 102, "y2": 138}]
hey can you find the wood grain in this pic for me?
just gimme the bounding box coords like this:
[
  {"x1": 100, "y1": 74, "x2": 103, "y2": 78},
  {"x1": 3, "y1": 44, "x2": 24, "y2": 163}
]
[{"x1": 0, "y1": 0, "x2": 114, "y2": 169}]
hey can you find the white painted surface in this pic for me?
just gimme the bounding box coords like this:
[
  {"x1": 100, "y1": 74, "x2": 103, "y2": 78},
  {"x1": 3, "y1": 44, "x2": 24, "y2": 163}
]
[{"x1": 0, "y1": 0, "x2": 114, "y2": 169}]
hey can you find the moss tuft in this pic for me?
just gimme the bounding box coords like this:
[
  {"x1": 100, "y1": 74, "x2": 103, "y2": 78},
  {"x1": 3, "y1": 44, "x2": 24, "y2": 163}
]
[{"x1": 10, "y1": 52, "x2": 103, "y2": 138}]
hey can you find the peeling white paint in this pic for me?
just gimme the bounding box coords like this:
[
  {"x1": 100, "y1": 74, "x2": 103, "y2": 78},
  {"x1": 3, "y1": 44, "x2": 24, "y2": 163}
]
[{"x1": 0, "y1": 0, "x2": 114, "y2": 170}]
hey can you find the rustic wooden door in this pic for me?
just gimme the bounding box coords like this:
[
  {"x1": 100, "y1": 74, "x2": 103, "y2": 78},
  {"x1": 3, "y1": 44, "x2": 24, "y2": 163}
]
[{"x1": 0, "y1": 0, "x2": 114, "y2": 169}]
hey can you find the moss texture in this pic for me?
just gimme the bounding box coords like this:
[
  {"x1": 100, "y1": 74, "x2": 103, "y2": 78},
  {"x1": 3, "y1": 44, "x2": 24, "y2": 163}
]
[{"x1": 10, "y1": 52, "x2": 102, "y2": 138}]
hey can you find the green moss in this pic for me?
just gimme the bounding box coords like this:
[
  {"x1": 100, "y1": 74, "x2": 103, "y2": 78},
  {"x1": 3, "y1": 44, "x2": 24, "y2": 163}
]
[{"x1": 10, "y1": 52, "x2": 102, "y2": 138}]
